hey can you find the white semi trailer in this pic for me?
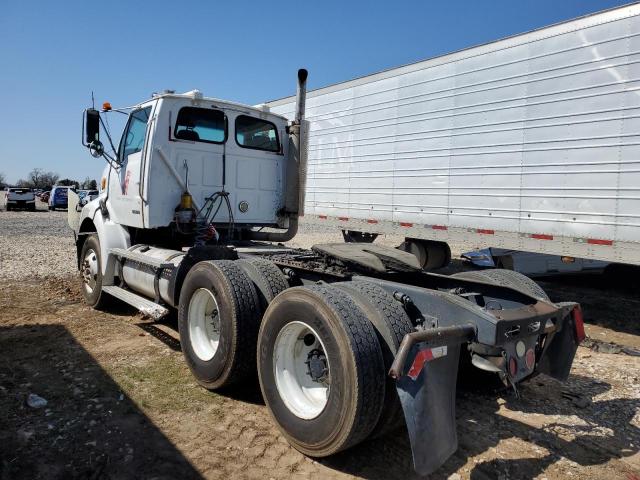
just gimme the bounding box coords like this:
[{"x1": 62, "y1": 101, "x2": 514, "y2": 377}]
[
  {"x1": 268, "y1": 3, "x2": 640, "y2": 271},
  {"x1": 69, "y1": 38, "x2": 585, "y2": 479}
]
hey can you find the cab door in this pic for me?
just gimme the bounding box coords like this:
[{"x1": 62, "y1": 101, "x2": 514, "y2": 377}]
[
  {"x1": 109, "y1": 105, "x2": 153, "y2": 227},
  {"x1": 225, "y1": 113, "x2": 283, "y2": 224}
]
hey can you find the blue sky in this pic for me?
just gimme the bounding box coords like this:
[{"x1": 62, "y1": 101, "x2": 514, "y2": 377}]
[{"x1": 0, "y1": 0, "x2": 631, "y2": 183}]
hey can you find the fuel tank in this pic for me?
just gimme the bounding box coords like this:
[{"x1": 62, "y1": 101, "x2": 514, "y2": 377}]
[{"x1": 120, "y1": 246, "x2": 185, "y2": 307}]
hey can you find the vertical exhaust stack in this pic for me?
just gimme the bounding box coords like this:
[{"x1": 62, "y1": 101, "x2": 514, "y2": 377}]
[
  {"x1": 295, "y1": 68, "x2": 308, "y2": 124},
  {"x1": 251, "y1": 68, "x2": 308, "y2": 243},
  {"x1": 294, "y1": 69, "x2": 308, "y2": 217}
]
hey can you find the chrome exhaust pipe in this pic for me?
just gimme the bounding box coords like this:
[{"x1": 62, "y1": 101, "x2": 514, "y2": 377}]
[{"x1": 295, "y1": 69, "x2": 308, "y2": 124}]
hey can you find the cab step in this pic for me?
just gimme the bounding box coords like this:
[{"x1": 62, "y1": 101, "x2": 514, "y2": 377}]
[
  {"x1": 109, "y1": 247, "x2": 175, "y2": 270},
  {"x1": 102, "y1": 285, "x2": 169, "y2": 320}
]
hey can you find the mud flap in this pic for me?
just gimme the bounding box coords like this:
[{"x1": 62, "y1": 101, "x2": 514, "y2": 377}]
[
  {"x1": 395, "y1": 342, "x2": 462, "y2": 476},
  {"x1": 537, "y1": 315, "x2": 580, "y2": 381}
]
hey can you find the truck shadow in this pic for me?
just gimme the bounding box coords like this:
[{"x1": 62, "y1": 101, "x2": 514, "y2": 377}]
[
  {"x1": 0, "y1": 324, "x2": 202, "y2": 480},
  {"x1": 320, "y1": 373, "x2": 638, "y2": 479}
]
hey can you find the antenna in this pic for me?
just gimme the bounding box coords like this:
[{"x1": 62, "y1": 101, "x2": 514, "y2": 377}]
[{"x1": 91, "y1": 91, "x2": 95, "y2": 109}]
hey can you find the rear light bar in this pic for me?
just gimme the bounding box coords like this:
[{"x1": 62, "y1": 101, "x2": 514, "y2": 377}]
[{"x1": 572, "y1": 305, "x2": 586, "y2": 343}]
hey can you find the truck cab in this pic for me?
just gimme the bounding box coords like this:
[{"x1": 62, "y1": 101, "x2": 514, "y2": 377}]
[{"x1": 98, "y1": 91, "x2": 291, "y2": 231}]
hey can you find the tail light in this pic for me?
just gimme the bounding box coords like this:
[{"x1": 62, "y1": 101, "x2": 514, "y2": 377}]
[
  {"x1": 572, "y1": 305, "x2": 586, "y2": 343},
  {"x1": 508, "y1": 357, "x2": 518, "y2": 377},
  {"x1": 525, "y1": 349, "x2": 536, "y2": 370}
]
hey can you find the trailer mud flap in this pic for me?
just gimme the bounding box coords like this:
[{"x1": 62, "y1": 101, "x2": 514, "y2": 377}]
[{"x1": 395, "y1": 342, "x2": 462, "y2": 476}]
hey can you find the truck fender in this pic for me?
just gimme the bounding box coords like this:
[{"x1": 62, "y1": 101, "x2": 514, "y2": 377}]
[{"x1": 78, "y1": 206, "x2": 130, "y2": 284}]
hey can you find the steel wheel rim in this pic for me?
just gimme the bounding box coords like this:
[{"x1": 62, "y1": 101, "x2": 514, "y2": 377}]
[
  {"x1": 273, "y1": 321, "x2": 330, "y2": 420},
  {"x1": 188, "y1": 288, "x2": 220, "y2": 361},
  {"x1": 82, "y1": 248, "x2": 99, "y2": 293}
]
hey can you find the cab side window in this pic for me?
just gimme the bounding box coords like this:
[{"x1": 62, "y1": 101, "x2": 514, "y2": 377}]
[
  {"x1": 120, "y1": 106, "x2": 152, "y2": 161},
  {"x1": 174, "y1": 107, "x2": 226, "y2": 144},
  {"x1": 235, "y1": 115, "x2": 280, "y2": 152}
]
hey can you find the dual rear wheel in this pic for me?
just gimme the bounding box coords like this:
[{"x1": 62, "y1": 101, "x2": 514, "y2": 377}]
[{"x1": 178, "y1": 259, "x2": 413, "y2": 457}]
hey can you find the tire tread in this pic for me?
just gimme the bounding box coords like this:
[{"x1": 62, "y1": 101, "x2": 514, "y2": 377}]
[{"x1": 453, "y1": 269, "x2": 549, "y2": 300}]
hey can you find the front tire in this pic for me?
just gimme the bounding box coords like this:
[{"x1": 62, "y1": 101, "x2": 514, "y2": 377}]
[
  {"x1": 258, "y1": 285, "x2": 385, "y2": 457},
  {"x1": 79, "y1": 234, "x2": 111, "y2": 309},
  {"x1": 178, "y1": 260, "x2": 261, "y2": 390}
]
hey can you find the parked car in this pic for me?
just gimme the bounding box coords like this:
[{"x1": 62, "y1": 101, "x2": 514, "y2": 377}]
[
  {"x1": 77, "y1": 189, "x2": 99, "y2": 206},
  {"x1": 48, "y1": 186, "x2": 74, "y2": 210},
  {"x1": 5, "y1": 187, "x2": 36, "y2": 211}
]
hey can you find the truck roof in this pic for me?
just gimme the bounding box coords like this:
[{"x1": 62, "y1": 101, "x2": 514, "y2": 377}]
[{"x1": 142, "y1": 90, "x2": 289, "y2": 122}]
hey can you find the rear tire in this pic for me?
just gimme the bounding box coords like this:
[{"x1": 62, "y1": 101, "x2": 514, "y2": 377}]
[
  {"x1": 178, "y1": 260, "x2": 261, "y2": 390},
  {"x1": 258, "y1": 285, "x2": 385, "y2": 457},
  {"x1": 236, "y1": 257, "x2": 289, "y2": 311},
  {"x1": 79, "y1": 234, "x2": 112, "y2": 309},
  {"x1": 333, "y1": 280, "x2": 414, "y2": 437},
  {"x1": 453, "y1": 269, "x2": 549, "y2": 301}
]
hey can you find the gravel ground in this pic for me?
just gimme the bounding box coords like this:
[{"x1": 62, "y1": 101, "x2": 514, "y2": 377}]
[{"x1": 0, "y1": 202, "x2": 76, "y2": 279}]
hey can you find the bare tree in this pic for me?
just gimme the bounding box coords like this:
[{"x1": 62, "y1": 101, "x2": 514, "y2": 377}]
[
  {"x1": 41, "y1": 171, "x2": 60, "y2": 190},
  {"x1": 28, "y1": 168, "x2": 44, "y2": 188},
  {"x1": 25, "y1": 168, "x2": 59, "y2": 190},
  {"x1": 0, "y1": 172, "x2": 5, "y2": 188}
]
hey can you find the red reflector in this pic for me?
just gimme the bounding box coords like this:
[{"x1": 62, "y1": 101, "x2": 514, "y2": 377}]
[
  {"x1": 407, "y1": 349, "x2": 434, "y2": 380},
  {"x1": 477, "y1": 229, "x2": 495, "y2": 235},
  {"x1": 531, "y1": 234, "x2": 553, "y2": 240},
  {"x1": 525, "y1": 349, "x2": 535, "y2": 370},
  {"x1": 573, "y1": 305, "x2": 586, "y2": 343},
  {"x1": 432, "y1": 225, "x2": 447, "y2": 230},
  {"x1": 338, "y1": 217, "x2": 349, "y2": 221},
  {"x1": 508, "y1": 357, "x2": 518, "y2": 377},
  {"x1": 367, "y1": 219, "x2": 378, "y2": 224},
  {"x1": 406, "y1": 346, "x2": 448, "y2": 380},
  {"x1": 400, "y1": 222, "x2": 413, "y2": 227},
  {"x1": 587, "y1": 238, "x2": 613, "y2": 246}
]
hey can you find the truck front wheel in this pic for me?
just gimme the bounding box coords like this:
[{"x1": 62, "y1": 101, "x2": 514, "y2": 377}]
[
  {"x1": 257, "y1": 285, "x2": 385, "y2": 457},
  {"x1": 178, "y1": 260, "x2": 261, "y2": 390},
  {"x1": 79, "y1": 234, "x2": 111, "y2": 309}
]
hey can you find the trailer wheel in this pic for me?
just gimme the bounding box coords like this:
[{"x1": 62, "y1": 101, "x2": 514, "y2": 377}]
[
  {"x1": 237, "y1": 258, "x2": 289, "y2": 311},
  {"x1": 334, "y1": 280, "x2": 414, "y2": 437},
  {"x1": 453, "y1": 269, "x2": 549, "y2": 301},
  {"x1": 258, "y1": 285, "x2": 385, "y2": 457},
  {"x1": 79, "y1": 234, "x2": 111, "y2": 309},
  {"x1": 178, "y1": 260, "x2": 261, "y2": 390}
]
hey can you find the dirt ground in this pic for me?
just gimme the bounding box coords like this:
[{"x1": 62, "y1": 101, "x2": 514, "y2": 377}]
[{"x1": 1, "y1": 211, "x2": 639, "y2": 479}]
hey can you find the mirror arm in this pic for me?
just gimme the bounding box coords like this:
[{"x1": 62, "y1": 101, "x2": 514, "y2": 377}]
[{"x1": 98, "y1": 115, "x2": 119, "y2": 160}]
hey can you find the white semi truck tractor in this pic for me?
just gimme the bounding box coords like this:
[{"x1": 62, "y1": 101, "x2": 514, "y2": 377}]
[{"x1": 69, "y1": 70, "x2": 584, "y2": 475}]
